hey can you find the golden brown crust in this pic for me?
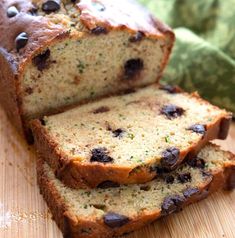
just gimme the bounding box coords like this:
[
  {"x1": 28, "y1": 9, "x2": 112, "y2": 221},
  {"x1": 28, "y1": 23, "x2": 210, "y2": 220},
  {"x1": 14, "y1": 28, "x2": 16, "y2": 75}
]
[
  {"x1": 31, "y1": 98, "x2": 232, "y2": 189},
  {"x1": 78, "y1": 0, "x2": 174, "y2": 38},
  {"x1": 0, "y1": 0, "x2": 174, "y2": 141},
  {"x1": 36, "y1": 146, "x2": 235, "y2": 238},
  {"x1": 0, "y1": 50, "x2": 24, "y2": 135}
]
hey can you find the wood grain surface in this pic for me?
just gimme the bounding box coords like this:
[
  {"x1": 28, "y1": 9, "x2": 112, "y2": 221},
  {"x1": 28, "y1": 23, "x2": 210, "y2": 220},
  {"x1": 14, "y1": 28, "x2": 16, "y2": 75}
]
[{"x1": 0, "y1": 105, "x2": 234, "y2": 238}]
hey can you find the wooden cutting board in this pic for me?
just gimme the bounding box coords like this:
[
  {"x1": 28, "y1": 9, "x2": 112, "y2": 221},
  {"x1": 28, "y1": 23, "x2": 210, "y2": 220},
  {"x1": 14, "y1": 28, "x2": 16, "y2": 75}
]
[{"x1": 0, "y1": 105, "x2": 234, "y2": 238}]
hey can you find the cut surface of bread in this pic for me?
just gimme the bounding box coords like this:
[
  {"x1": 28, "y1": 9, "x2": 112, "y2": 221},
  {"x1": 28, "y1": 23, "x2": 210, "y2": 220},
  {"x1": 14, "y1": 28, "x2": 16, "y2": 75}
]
[
  {"x1": 0, "y1": 0, "x2": 174, "y2": 138},
  {"x1": 37, "y1": 144, "x2": 235, "y2": 238},
  {"x1": 31, "y1": 84, "x2": 232, "y2": 188}
]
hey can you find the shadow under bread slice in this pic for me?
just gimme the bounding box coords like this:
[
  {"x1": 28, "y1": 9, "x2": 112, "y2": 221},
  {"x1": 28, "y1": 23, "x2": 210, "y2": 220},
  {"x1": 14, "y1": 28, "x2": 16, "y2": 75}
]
[
  {"x1": 31, "y1": 84, "x2": 232, "y2": 189},
  {"x1": 37, "y1": 143, "x2": 235, "y2": 238}
]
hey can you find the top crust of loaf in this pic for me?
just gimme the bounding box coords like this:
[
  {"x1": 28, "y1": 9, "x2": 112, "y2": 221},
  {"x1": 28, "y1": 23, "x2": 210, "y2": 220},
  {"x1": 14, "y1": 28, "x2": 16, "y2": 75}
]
[{"x1": 0, "y1": 0, "x2": 174, "y2": 71}]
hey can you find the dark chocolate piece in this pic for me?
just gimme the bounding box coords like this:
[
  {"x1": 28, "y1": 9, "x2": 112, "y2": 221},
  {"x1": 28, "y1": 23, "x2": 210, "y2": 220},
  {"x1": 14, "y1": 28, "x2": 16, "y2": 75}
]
[
  {"x1": 183, "y1": 188, "x2": 200, "y2": 198},
  {"x1": 160, "y1": 104, "x2": 184, "y2": 119},
  {"x1": 161, "y1": 195, "x2": 185, "y2": 215},
  {"x1": 187, "y1": 157, "x2": 205, "y2": 169},
  {"x1": 151, "y1": 166, "x2": 170, "y2": 174},
  {"x1": 15, "y1": 32, "x2": 28, "y2": 52},
  {"x1": 33, "y1": 49, "x2": 51, "y2": 71},
  {"x1": 188, "y1": 124, "x2": 206, "y2": 135},
  {"x1": 140, "y1": 185, "x2": 151, "y2": 191},
  {"x1": 7, "y1": 6, "x2": 19, "y2": 17},
  {"x1": 165, "y1": 175, "x2": 175, "y2": 184},
  {"x1": 40, "y1": 119, "x2": 46, "y2": 126},
  {"x1": 177, "y1": 172, "x2": 192, "y2": 183},
  {"x1": 90, "y1": 148, "x2": 113, "y2": 163},
  {"x1": 104, "y1": 213, "x2": 129, "y2": 228},
  {"x1": 112, "y1": 128, "x2": 125, "y2": 138},
  {"x1": 91, "y1": 26, "x2": 108, "y2": 35},
  {"x1": 124, "y1": 59, "x2": 144, "y2": 79},
  {"x1": 161, "y1": 147, "x2": 180, "y2": 170},
  {"x1": 129, "y1": 31, "x2": 145, "y2": 42},
  {"x1": 97, "y1": 181, "x2": 120, "y2": 189},
  {"x1": 42, "y1": 0, "x2": 61, "y2": 13}
]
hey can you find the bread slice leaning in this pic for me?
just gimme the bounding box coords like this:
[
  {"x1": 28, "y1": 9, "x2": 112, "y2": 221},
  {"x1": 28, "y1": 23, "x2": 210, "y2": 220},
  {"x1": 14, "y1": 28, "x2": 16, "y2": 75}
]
[
  {"x1": 37, "y1": 143, "x2": 235, "y2": 238},
  {"x1": 31, "y1": 84, "x2": 232, "y2": 189}
]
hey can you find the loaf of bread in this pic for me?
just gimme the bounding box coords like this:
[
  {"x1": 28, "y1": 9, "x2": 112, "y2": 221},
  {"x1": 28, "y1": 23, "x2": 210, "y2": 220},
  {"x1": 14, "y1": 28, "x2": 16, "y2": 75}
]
[
  {"x1": 37, "y1": 143, "x2": 235, "y2": 238},
  {"x1": 31, "y1": 84, "x2": 232, "y2": 189},
  {"x1": 0, "y1": 0, "x2": 174, "y2": 139}
]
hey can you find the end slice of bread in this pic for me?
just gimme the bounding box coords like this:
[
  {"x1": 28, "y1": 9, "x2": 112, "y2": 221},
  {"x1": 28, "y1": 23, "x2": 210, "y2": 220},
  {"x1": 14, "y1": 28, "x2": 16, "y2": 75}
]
[
  {"x1": 31, "y1": 84, "x2": 232, "y2": 189},
  {"x1": 0, "y1": 0, "x2": 174, "y2": 140},
  {"x1": 37, "y1": 143, "x2": 235, "y2": 238}
]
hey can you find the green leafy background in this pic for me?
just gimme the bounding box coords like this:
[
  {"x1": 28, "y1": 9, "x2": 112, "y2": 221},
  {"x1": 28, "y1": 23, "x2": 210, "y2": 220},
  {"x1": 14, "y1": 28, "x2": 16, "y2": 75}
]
[{"x1": 139, "y1": 0, "x2": 235, "y2": 113}]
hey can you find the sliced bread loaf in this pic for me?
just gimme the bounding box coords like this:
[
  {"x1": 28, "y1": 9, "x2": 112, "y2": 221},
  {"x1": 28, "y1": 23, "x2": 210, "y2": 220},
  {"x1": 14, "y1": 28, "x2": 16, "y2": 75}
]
[
  {"x1": 31, "y1": 84, "x2": 232, "y2": 188},
  {"x1": 0, "y1": 0, "x2": 174, "y2": 139},
  {"x1": 37, "y1": 144, "x2": 235, "y2": 238}
]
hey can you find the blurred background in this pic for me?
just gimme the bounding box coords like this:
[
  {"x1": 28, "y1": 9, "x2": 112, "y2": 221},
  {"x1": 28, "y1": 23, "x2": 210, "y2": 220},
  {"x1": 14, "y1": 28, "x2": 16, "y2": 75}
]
[{"x1": 140, "y1": 0, "x2": 235, "y2": 114}]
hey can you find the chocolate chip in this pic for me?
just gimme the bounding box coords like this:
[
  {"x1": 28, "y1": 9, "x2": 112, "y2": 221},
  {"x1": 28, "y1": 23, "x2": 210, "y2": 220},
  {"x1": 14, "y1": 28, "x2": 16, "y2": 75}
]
[
  {"x1": 188, "y1": 124, "x2": 206, "y2": 135},
  {"x1": 177, "y1": 173, "x2": 192, "y2": 183},
  {"x1": 187, "y1": 157, "x2": 205, "y2": 169},
  {"x1": 165, "y1": 175, "x2": 174, "y2": 184},
  {"x1": 129, "y1": 31, "x2": 145, "y2": 42},
  {"x1": 7, "y1": 6, "x2": 19, "y2": 17},
  {"x1": 160, "y1": 85, "x2": 178, "y2": 94},
  {"x1": 42, "y1": 0, "x2": 61, "y2": 13},
  {"x1": 151, "y1": 166, "x2": 170, "y2": 174},
  {"x1": 161, "y1": 195, "x2": 185, "y2": 215},
  {"x1": 124, "y1": 59, "x2": 144, "y2": 79},
  {"x1": 161, "y1": 147, "x2": 180, "y2": 170},
  {"x1": 122, "y1": 88, "x2": 136, "y2": 94},
  {"x1": 15, "y1": 32, "x2": 28, "y2": 52},
  {"x1": 33, "y1": 49, "x2": 51, "y2": 71},
  {"x1": 160, "y1": 104, "x2": 184, "y2": 119},
  {"x1": 90, "y1": 148, "x2": 113, "y2": 163},
  {"x1": 93, "y1": 106, "x2": 110, "y2": 114},
  {"x1": 103, "y1": 213, "x2": 129, "y2": 228},
  {"x1": 92, "y1": 204, "x2": 106, "y2": 210},
  {"x1": 140, "y1": 185, "x2": 151, "y2": 191},
  {"x1": 91, "y1": 26, "x2": 108, "y2": 35},
  {"x1": 97, "y1": 181, "x2": 120, "y2": 189},
  {"x1": 183, "y1": 188, "x2": 200, "y2": 198},
  {"x1": 40, "y1": 119, "x2": 46, "y2": 126},
  {"x1": 112, "y1": 128, "x2": 125, "y2": 138}
]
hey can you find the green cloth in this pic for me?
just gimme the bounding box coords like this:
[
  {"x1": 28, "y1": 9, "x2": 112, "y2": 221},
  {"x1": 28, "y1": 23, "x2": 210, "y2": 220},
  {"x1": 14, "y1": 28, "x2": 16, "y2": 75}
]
[{"x1": 139, "y1": 0, "x2": 235, "y2": 113}]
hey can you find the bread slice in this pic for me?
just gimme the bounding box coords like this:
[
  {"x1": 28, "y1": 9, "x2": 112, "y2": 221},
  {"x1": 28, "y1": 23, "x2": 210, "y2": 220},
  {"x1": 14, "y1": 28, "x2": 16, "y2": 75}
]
[
  {"x1": 31, "y1": 84, "x2": 232, "y2": 189},
  {"x1": 37, "y1": 144, "x2": 235, "y2": 238},
  {"x1": 0, "y1": 0, "x2": 174, "y2": 139}
]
